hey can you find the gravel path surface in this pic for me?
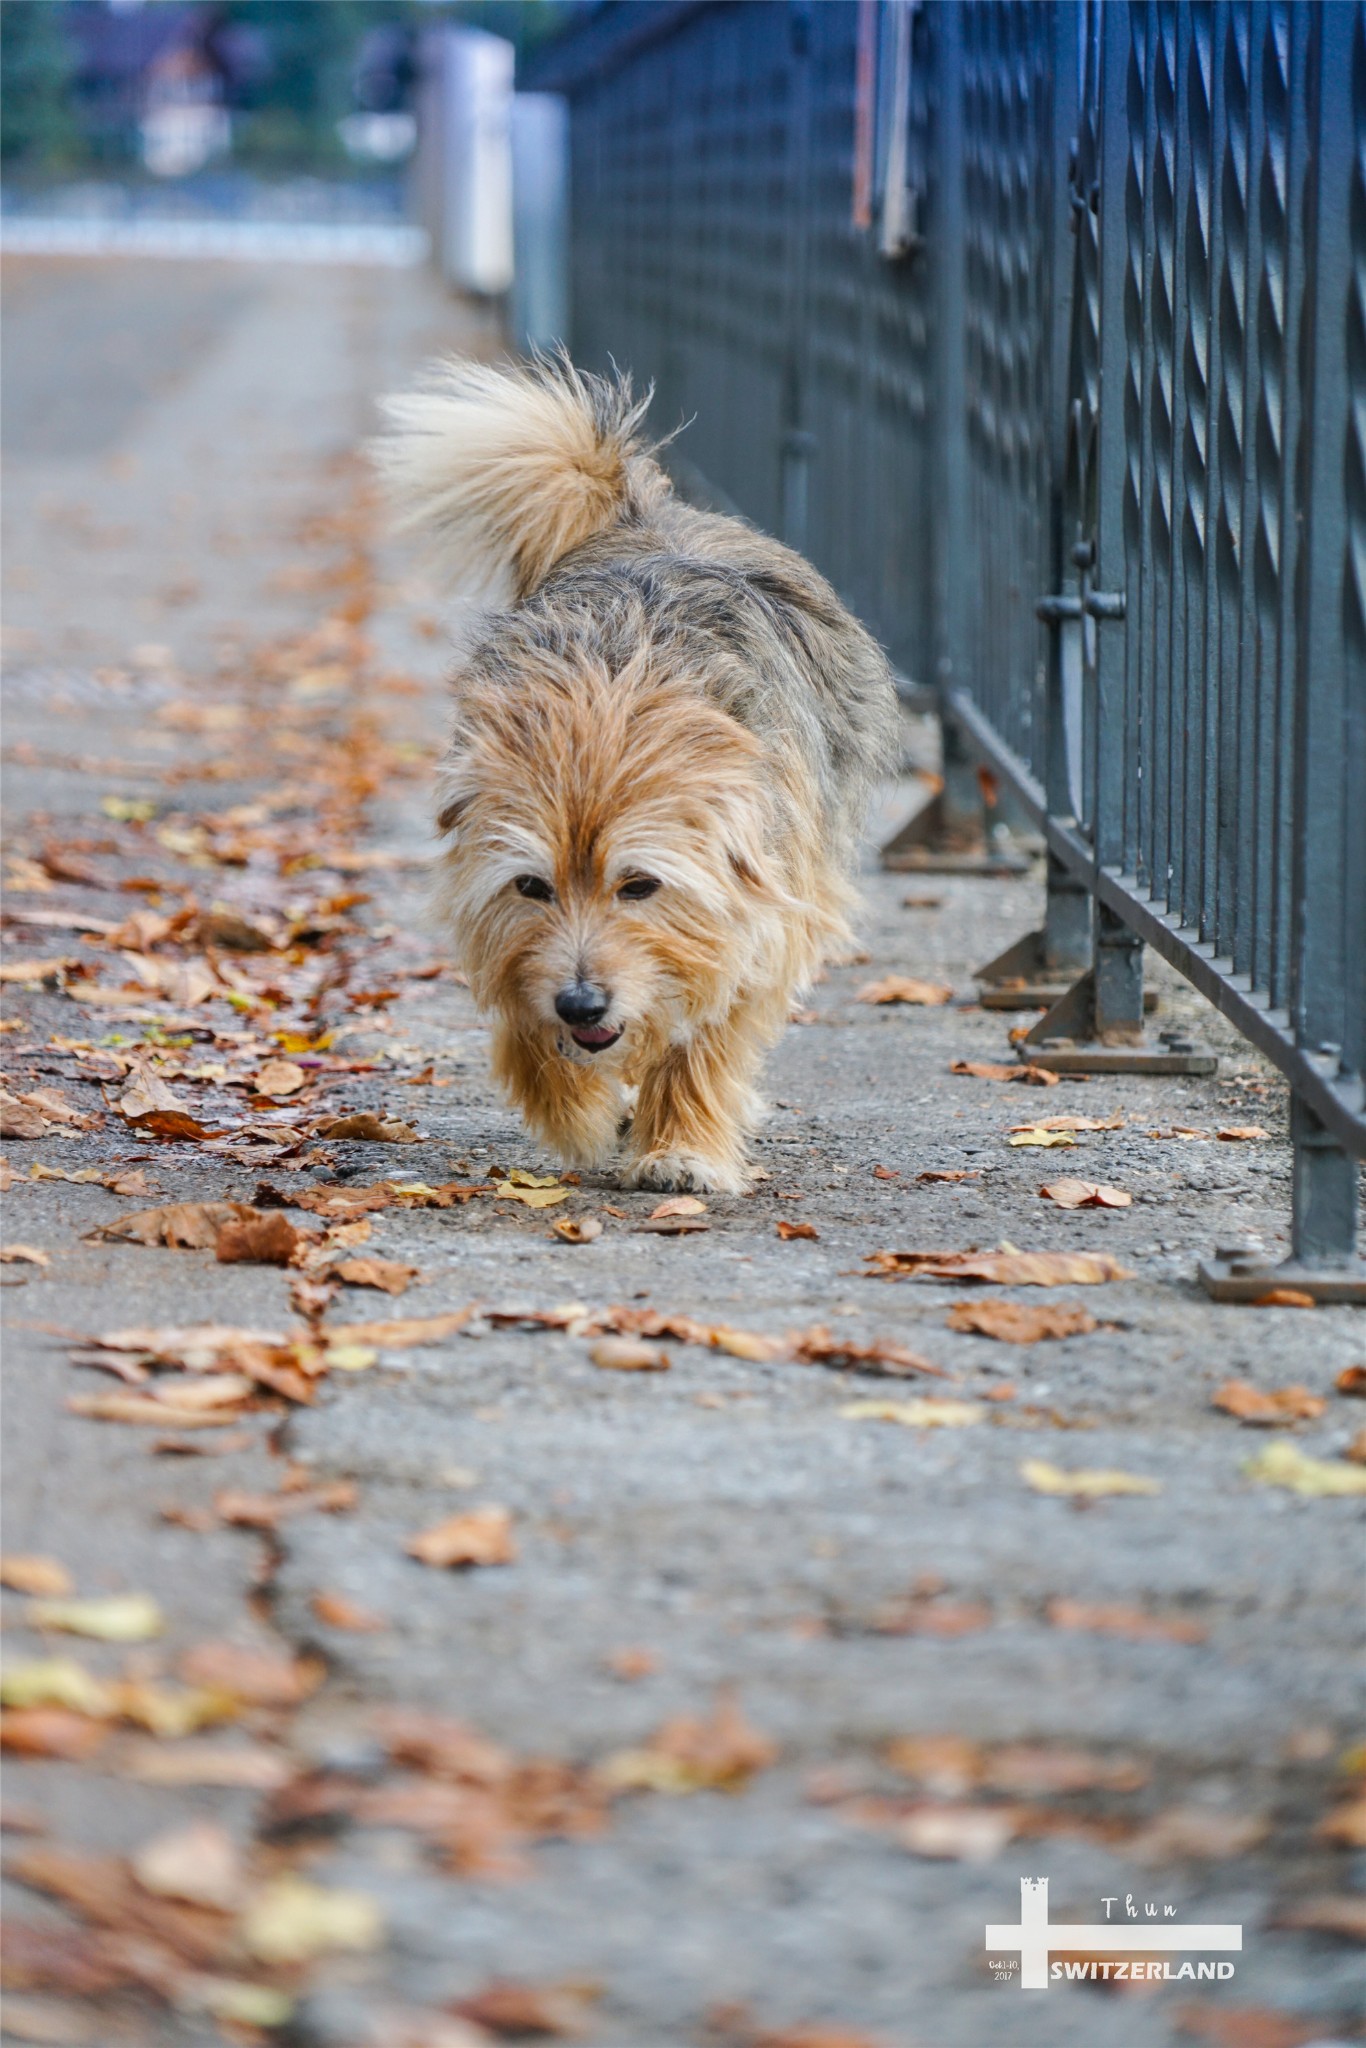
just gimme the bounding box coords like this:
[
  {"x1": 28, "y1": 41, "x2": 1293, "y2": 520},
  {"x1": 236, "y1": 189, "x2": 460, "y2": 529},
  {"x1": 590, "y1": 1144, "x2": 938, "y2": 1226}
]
[{"x1": 2, "y1": 256, "x2": 1362, "y2": 2048}]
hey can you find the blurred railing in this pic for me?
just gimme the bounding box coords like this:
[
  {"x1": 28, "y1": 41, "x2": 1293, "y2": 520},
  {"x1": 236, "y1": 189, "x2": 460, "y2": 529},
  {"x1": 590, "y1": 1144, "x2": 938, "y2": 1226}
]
[{"x1": 530, "y1": 0, "x2": 1364, "y2": 1297}]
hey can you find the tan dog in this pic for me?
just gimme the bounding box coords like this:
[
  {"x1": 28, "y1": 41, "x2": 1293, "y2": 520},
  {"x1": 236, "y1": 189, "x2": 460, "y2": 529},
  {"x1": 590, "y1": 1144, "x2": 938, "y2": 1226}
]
[{"x1": 377, "y1": 355, "x2": 897, "y2": 1193}]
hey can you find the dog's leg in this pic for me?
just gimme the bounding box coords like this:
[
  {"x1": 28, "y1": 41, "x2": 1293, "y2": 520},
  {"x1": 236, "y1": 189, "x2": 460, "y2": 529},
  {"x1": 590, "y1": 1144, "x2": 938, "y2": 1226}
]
[
  {"x1": 491, "y1": 1024, "x2": 621, "y2": 1169},
  {"x1": 624, "y1": 1005, "x2": 766, "y2": 1195}
]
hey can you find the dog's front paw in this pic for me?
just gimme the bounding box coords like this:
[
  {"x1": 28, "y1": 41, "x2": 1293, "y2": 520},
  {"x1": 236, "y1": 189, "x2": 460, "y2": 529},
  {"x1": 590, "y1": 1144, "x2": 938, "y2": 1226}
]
[{"x1": 624, "y1": 1149, "x2": 746, "y2": 1196}]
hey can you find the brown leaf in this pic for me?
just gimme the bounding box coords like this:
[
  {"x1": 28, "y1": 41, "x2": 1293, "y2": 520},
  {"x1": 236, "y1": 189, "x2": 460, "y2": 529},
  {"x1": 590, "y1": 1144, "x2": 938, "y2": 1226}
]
[
  {"x1": 1216, "y1": 1125, "x2": 1272, "y2": 1142},
  {"x1": 178, "y1": 1641, "x2": 322, "y2": 1708},
  {"x1": 552, "y1": 1216, "x2": 603, "y2": 1243},
  {"x1": 1318, "y1": 1790, "x2": 1366, "y2": 1847},
  {"x1": 329, "y1": 1256, "x2": 419, "y2": 1295},
  {"x1": 790, "y1": 1327, "x2": 946, "y2": 1379},
  {"x1": 857, "y1": 976, "x2": 953, "y2": 1006},
  {"x1": 634, "y1": 1214, "x2": 710, "y2": 1235},
  {"x1": 448, "y1": 1980, "x2": 596, "y2": 2038},
  {"x1": 1345, "y1": 1425, "x2": 1366, "y2": 1466},
  {"x1": 96, "y1": 1201, "x2": 254, "y2": 1250},
  {"x1": 214, "y1": 1210, "x2": 307, "y2": 1265},
  {"x1": 0, "y1": 1708, "x2": 109, "y2": 1761},
  {"x1": 1010, "y1": 1114, "x2": 1126, "y2": 1133},
  {"x1": 600, "y1": 1691, "x2": 776, "y2": 1793},
  {"x1": 1129, "y1": 1807, "x2": 1269, "y2": 1860},
  {"x1": 864, "y1": 1248, "x2": 1133, "y2": 1286},
  {"x1": 649, "y1": 1196, "x2": 707, "y2": 1219},
  {"x1": 311, "y1": 1589, "x2": 387, "y2": 1632},
  {"x1": 120, "y1": 1737, "x2": 292, "y2": 1788},
  {"x1": 1250, "y1": 1288, "x2": 1317, "y2": 1308},
  {"x1": 1336, "y1": 1364, "x2": 1366, "y2": 1397},
  {"x1": 1267, "y1": 1895, "x2": 1366, "y2": 1942},
  {"x1": 776, "y1": 1220, "x2": 819, "y2": 1241},
  {"x1": 1039, "y1": 1179, "x2": 1132, "y2": 1209},
  {"x1": 316, "y1": 1113, "x2": 422, "y2": 1143},
  {"x1": 588, "y1": 1337, "x2": 669, "y2": 1373},
  {"x1": 111, "y1": 1070, "x2": 189, "y2": 1122},
  {"x1": 605, "y1": 1646, "x2": 660, "y2": 1681},
  {"x1": 0, "y1": 956, "x2": 78, "y2": 984},
  {"x1": 407, "y1": 1505, "x2": 516, "y2": 1569},
  {"x1": 950, "y1": 1059, "x2": 1059, "y2": 1086},
  {"x1": 214, "y1": 1480, "x2": 357, "y2": 1529},
  {"x1": 1045, "y1": 1598, "x2": 1207, "y2": 1645},
  {"x1": 0, "y1": 1095, "x2": 54, "y2": 1140},
  {"x1": 945, "y1": 1299, "x2": 1097, "y2": 1342},
  {"x1": 253, "y1": 1058, "x2": 307, "y2": 1098},
  {"x1": 1211, "y1": 1379, "x2": 1327, "y2": 1425},
  {"x1": 66, "y1": 1394, "x2": 250, "y2": 1429},
  {"x1": 915, "y1": 1169, "x2": 976, "y2": 1183},
  {"x1": 0, "y1": 1556, "x2": 73, "y2": 1597},
  {"x1": 131, "y1": 1820, "x2": 244, "y2": 1912}
]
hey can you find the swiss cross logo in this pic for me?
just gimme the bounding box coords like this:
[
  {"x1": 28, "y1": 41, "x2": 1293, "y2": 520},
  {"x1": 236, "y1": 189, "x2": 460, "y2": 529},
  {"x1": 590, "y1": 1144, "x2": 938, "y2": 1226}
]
[{"x1": 985, "y1": 1878, "x2": 1243, "y2": 1990}]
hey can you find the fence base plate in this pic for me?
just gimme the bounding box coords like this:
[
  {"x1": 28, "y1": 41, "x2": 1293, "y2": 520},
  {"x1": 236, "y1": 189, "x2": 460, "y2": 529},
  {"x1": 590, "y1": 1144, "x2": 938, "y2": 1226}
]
[
  {"x1": 1198, "y1": 1251, "x2": 1366, "y2": 1306},
  {"x1": 982, "y1": 981, "x2": 1160, "y2": 1013},
  {"x1": 886, "y1": 847, "x2": 1031, "y2": 876},
  {"x1": 1020, "y1": 1041, "x2": 1217, "y2": 1076},
  {"x1": 880, "y1": 791, "x2": 1030, "y2": 877}
]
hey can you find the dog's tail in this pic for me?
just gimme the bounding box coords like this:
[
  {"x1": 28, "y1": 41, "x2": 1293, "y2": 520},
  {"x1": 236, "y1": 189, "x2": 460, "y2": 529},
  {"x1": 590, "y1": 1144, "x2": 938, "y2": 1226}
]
[{"x1": 374, "y1": 351, "x2": 665, "y2": 601}]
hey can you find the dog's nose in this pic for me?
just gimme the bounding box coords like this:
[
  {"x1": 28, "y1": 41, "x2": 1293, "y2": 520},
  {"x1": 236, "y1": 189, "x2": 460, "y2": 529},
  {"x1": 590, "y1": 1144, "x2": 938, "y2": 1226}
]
[{"x1": 555, "y1": 981, "x2": 610, "y2": 1026}]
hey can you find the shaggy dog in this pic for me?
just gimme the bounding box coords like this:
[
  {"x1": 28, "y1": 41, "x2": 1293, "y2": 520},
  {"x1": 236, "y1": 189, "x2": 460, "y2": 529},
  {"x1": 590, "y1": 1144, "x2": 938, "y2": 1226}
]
[{"x1": 377, "y1": 355, "x2": 898, "y2": 1193}]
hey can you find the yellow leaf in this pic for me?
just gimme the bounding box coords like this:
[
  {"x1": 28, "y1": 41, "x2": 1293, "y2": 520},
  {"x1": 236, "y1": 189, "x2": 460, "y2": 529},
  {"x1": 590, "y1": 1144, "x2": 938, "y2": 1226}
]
[
  {"x1": 0, "y1": 1657, "x2": 114, "y2": 1716},
  {"x1": 0, "y1": 1556, "x2": 73, "y2": 1597},
  {"x1": 1243, "y1": 1440, "x2": 1366, "y2": 1498},
  {"x1": 840, "y1": 1399, "x2": 984, "y2": 1428},
  {"x1": 100, "y1": 795, "x2": 158, "y2": 823},
  {"x1": 28, "y1": 1593, "x2": 165, "y2": 1642},
  {"x1": 322, "y1": 1343, "x2": 379, "y2": 1373},
  {"x1": 496, "y1": 1180, "x2": 570, "y2": 1208},
  {"x1": 187, "y1": 1980, "x2": 295, "y2": 2029},
  {"x1": 241, "y1": 1875, "x2": 383, "y2": 1964},
  {"x1": 506, "y1": 1169, "x2": 563, "y2": 1187},
  {"x1": 1007, "y1": 1129, "x2": 1078, "y2": 1148},
  {"x1": 1021, "y1": 1460, "x2": 1161, "y2": 1498}
]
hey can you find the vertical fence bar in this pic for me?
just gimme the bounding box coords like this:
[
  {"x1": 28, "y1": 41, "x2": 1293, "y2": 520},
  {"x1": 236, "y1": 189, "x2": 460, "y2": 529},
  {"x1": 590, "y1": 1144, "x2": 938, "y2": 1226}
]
[{"x1": 1290, "y1": 0, "x2": 1362, "y2": 1265}]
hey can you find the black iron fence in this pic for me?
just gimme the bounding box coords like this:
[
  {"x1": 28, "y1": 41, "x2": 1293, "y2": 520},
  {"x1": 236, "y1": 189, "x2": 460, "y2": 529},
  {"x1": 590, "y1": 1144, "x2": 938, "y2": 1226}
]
[{"x1": 530, "y1": 0, "x2": 1365, "y2": 1298}]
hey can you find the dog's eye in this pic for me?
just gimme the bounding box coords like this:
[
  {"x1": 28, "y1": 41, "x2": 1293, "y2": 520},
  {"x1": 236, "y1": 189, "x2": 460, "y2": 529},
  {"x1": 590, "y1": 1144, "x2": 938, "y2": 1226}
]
[
  {"x1": 515, "y1": 874, "x2": 554, "y2": 902},
  {"x1": 618, "y1": 876, "x2": 661, "y2": 902}
]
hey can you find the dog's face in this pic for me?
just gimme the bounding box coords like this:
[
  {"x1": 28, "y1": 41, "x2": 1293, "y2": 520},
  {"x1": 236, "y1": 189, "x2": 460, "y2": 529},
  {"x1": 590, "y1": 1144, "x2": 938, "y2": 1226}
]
[{"x1": 435, "y1": 658, "x2": 784, "y2": 1069}]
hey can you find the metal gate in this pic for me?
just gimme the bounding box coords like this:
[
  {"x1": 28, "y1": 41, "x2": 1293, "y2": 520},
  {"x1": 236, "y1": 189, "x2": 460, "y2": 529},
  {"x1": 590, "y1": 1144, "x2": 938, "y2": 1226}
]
[{"x1": 529, "y1": 0, "x2": 1365, "y2": 1297}]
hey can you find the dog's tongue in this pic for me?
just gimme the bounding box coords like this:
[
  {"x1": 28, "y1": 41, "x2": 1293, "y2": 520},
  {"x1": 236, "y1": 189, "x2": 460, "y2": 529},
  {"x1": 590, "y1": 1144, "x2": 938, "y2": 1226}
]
[{"x1": 571, "y1": 1024, "x2": 619, "y2": 1049}]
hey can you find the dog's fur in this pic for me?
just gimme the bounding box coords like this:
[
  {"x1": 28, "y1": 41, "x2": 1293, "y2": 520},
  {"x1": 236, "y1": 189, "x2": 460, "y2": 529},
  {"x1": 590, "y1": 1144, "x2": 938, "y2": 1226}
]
[{"x1": 376, "y1": 355, "x2": 898, "y2": 1192}]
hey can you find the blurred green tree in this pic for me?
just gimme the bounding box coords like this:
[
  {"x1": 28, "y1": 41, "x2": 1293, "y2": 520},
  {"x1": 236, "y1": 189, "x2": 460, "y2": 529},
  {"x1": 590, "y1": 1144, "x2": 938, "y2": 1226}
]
[{"x1": 0, "y1": 0, "x2": 82, "y2": 173}]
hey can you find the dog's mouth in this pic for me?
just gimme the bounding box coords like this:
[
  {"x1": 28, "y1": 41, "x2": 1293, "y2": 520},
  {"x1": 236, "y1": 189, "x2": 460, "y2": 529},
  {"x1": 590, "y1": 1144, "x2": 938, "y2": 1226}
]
[{"x1": 568, "y1": 1024, "x2": 623, "y2": 1053}]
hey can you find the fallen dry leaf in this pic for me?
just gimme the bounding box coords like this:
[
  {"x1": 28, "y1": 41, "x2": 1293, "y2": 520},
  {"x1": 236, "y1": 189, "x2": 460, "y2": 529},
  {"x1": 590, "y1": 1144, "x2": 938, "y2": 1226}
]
[
  {"x1": 311, "y1": 1589, "x2": 387, "y2": 1632},
  {"x1": 1318, "y1": 1790, "x2": 1366, "y2": 1847},
  {"x1": 214, "y1": 1480, "x2": 357, "y2": 1530},
  {"x1": 0, "y1": 1094, "x2": 59, "y2": 1139},
  {"x1": 915, "y1": 1169, "x2": 976, "y2": 1183},
  {"x1": 326, "y1": 1310, "x2": 476, "y2": 1349},
  {"x1": 1007, "y1": 1129, "x2": 1077, "y2": 1149},
  {"x1": 896, "y1": 1803, "x2": 1018, "y2": 1862},
  {"x1": 1130, "y1": 1806, "x2": 1269, "y2": 1861},
  {"x1": 840, "y1": 1398, "x2": 983, "y2": 1428},
  {"x1": 790, "y1": 1328, "x2": 945, "y2": 1378},
  {"x1": 1039, "y1": 1178, "x2": 1132, "y2": 1208},
  {"x1": 1212, "y1": 1380, "x2": 1326, "y2": 1426},
  {"x1": 649, "y1": 1196, "x2": 707, "y2": 1219},
  {"x1": 1045, "y1": 1598, "x2": 1207, "y2": 1645},
  {"x1": 865, "y1": 1248, "x2": 1133, "y2": 1286},
  {"x1": 95, "y1": 1201, "x2": 254, "y2": 1250},
  {"x1": 132, "y1": 1819, "x2": 244, "y2": 1911},
  {"x1": 215, "y1": 1210, "x2": 307, "y2": 1265},
  {"x1": 496, "y1": 1179, "x2": 569, "y2": 1209},
  {"x1": 1021, "y1": 1459, "x2": 1161, "y2": 1498},
  {"x1": 0, "y1": 1706, "x2": 109, "y2": 1761},
  {"x1": 316, "y1": 1112, "x2": 421, "y2": 1143},
  {"x1": 449, "y1": 1980, "x2": 598, "y2": 2038},
  {"x1": 600, "y1": 1691, "x2": 776, "y2": 1794},
  {"x1": 1336, "y1": 1365, "x2": 1366, "y2": 1397},
  {"x1": 1011, "y1": 1115, "x2": 1125, "y2": 1133},
  {"x1": 950, "y1": 1059, "x2": 1058, "y2": 1086},
  {"x1": 1243, "y1": 1440, "x2": 1366, "y2": 1497},
  {"x1": 330, "y1": 1256, "x2": 419, "y2": 1296},
  {"x1": 857, "y1": 975, "x2": 953, "y2": 1005},
  {"x1": 178, "y1": 1640, "x2": 322, "y2": 1708},
  {"x1": 589, "y1": 1336, "x2": 669, "y2": 1373},
  {"x1": 1250, "y1": 1287, "x2": 1317, "y2": 1308},
  {"x1": 776, "y1": 1219, "x2": 819, "y2": 1241},
  {"x1": 121, "y1": 1737, "x2": 292, "y2": 1789},
  {"x1": 0, "y1": 956, "x2": 77, "y2": 983},
  {"x1": 552, "y1": 1216, "x2": 603, "y2": 1244},
  {"x1": 1267, "y1": 1894, "x2": 1366, "y2": 1942},
  {"x1": 635, "y1": 1213, "x2": 710, "y2": 1235},
  {"x1": 241, "y1": 1873, "x2": 382, "y2": 1963},
  {"x1": 1343, "y1": 1426, "x2": 1366, "y2": 1465},
  {"x1": 945, "y1": 1299, "x2": 1097, "y2": 1343},
  {"x1": 407, "y1": 1505, "x2": 516, "y2": 1569},
  {"x1": 66, "y1": 1392, "x2": 252, "y2": 1429},
  {"x1": 253, "y1": 1058, "x2": 307, "y2": 1098},
  {"x1": 0, "y1": 1556, "x2": 73, "y2": 1598},
  {"x1": 0, "y1": 1245, "x2": 51, "y2": 1267},
  {"x1": 605, "y1": 1646, "x2": 660, "y2": 1681},
  {"x1": 1216, "y1": 1125, "x2": 1271, "y2": 1141},
  {"x1": 26, "y1": 1594, "x2": 164, "y2": 1643}
]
